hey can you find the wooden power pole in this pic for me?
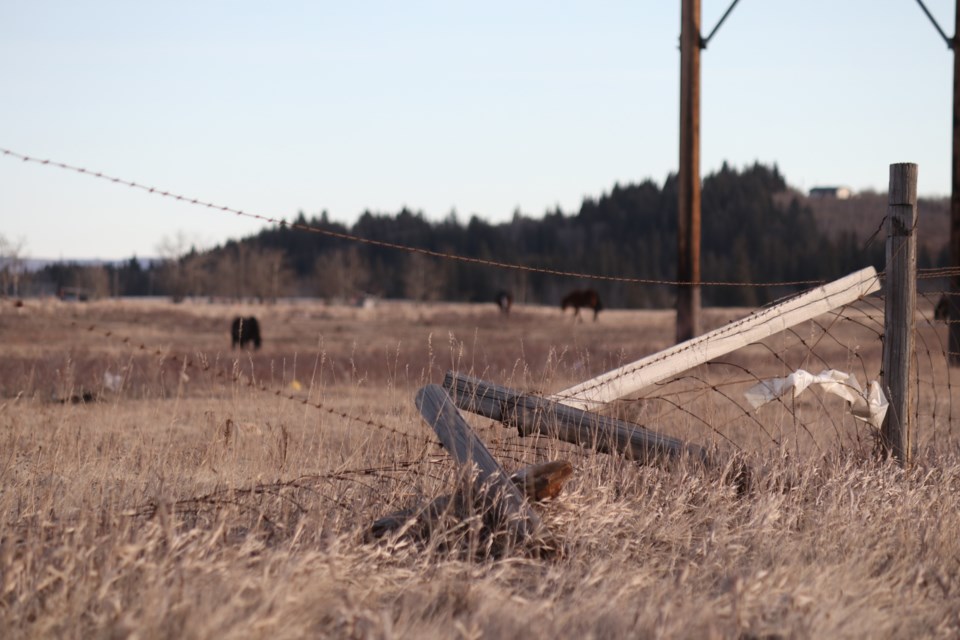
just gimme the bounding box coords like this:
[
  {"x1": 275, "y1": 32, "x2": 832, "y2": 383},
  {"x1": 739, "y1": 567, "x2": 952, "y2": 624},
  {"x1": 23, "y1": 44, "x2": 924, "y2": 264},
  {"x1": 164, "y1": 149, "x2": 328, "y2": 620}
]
[
  {"x1": 677, "y1": 0, "x2": 702, "y2": 342},
  {"x1": 915, "y1": 0, "x2": 960, "y2": 364},
  {"x1": 951, "y1": 2, "x2": 960, "y2": 366},
  {"x1": 675, "y1": 0, "x2": 740, "y2": 342}
]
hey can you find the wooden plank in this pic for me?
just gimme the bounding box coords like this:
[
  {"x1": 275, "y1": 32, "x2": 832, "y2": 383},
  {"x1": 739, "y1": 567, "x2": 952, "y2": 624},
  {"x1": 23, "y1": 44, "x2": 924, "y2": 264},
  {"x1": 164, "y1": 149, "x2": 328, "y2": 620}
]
[
  {"x1": 552, "y1": 266, "x2": 881, "y2": 411},
  {"x1": 414, "y1": 384, "x2": 542, "y2": 545},
  {"x1": 882, "y1": 164, "x2": 917, "y2": 465},
  {"x1": 443, "y1": 372, "x2": 711, "y2": 466}
]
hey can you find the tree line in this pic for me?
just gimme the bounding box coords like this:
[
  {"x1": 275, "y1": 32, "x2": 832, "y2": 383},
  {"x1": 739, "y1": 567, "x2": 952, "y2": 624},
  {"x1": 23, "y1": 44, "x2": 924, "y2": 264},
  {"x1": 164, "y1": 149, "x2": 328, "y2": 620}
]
[{"x1": 17, "y1": 162, "x2": 930, "y2": 308}]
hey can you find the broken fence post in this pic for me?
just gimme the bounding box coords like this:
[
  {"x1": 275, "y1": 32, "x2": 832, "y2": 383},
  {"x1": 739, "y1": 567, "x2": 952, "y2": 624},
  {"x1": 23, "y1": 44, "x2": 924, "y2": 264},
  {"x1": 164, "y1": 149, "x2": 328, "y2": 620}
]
[
  {"x1": 442, "y1": 372, "x2": 712, "y2": 467},
  {"x1": 414, "y1": 384, "x2": 543, "y2": 546}
]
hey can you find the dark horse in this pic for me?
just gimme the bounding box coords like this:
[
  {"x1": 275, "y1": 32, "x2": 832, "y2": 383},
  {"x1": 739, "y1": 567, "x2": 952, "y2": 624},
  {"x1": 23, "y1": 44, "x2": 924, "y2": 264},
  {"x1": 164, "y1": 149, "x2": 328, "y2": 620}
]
[
  {"x1": 495, "y1": 290, "x2": 513, "y2": 315},
  {"x1": 231, "y1": 316, "x2": 262, "y2": 349},
  {"x1": 936, "y1": 295, "x2": 950, "y2": 322},
  {"x1": 561, "y1": 289, "x2": 602, "y2": 321}
]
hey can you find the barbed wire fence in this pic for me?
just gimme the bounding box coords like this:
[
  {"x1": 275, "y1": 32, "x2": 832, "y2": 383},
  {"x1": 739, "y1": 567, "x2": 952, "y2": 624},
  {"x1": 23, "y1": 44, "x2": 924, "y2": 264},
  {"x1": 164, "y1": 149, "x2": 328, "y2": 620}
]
[
  {"x1": 3, "y1": 147, "x2": 960, "y2": 472},
  {"x1": 604, "y1": 295, "x2": 956, "y2": 461},
  {"x1": 6, "y1": 288, "x2": 956, "y2": 546}
]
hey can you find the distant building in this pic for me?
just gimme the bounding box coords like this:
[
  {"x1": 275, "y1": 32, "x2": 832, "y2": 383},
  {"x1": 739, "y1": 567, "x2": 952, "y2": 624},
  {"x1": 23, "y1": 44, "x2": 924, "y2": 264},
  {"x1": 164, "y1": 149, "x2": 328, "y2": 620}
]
[{"x1": 809, "y1": 186, "x2": 853, "y2": 199}]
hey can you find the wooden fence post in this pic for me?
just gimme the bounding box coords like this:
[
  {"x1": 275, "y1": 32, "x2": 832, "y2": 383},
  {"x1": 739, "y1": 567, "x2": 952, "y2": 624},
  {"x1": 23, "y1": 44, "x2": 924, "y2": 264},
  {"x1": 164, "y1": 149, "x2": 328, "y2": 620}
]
[
  {"x1": 414, "y1": 385, "x2": 543, "y2": 548},
  {"x1": 882, "y1": 163, "x2": 918, "y2": 465},
  {"x1": 443, "y1": 372, "x2": 712, "y2": 466}
]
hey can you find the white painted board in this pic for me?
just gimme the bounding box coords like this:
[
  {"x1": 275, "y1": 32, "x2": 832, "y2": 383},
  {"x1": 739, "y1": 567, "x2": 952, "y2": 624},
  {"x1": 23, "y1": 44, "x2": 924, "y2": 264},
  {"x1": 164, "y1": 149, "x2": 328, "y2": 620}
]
[{"x1": 551, "y1": 267, "x2": 881, "y2": 411}]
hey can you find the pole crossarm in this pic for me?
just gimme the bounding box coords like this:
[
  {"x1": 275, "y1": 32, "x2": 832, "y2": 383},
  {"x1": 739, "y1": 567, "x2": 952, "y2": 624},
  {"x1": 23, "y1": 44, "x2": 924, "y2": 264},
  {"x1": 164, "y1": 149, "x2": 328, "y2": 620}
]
[
  {"x1": 700, "y1": 0, "x2": 742, "y2": 48},
  {"x1": 915, "y1": 0, "x2": 954, "y2": 49}
]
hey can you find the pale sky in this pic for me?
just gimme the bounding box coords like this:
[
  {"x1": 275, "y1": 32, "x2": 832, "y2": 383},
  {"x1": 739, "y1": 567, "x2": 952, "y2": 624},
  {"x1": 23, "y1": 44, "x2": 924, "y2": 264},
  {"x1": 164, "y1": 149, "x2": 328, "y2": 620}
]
[{"x1": 1, "y1": 1, "x2": 955, "y2": 260}]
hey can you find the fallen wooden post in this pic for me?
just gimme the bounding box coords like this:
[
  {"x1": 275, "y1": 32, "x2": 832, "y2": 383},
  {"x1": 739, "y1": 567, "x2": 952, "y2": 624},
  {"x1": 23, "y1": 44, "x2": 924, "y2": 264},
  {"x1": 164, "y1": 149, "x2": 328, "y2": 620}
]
[
  {"x1": 443, "y1": 372, "x2": 712, "y2": 467},
  {"x1": 553, "y1": 266, "x2": 881, "y2": 411},
  {"x1": 412, "y1": 384, "x2": 544, "y2": 549}
]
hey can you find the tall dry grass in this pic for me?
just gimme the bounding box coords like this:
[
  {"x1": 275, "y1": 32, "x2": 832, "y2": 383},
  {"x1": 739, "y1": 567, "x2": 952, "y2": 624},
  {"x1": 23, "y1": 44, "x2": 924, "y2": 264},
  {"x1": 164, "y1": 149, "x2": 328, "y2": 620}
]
[{"x1": 2, "y1": 297, "x2": 960, "y2": 638}]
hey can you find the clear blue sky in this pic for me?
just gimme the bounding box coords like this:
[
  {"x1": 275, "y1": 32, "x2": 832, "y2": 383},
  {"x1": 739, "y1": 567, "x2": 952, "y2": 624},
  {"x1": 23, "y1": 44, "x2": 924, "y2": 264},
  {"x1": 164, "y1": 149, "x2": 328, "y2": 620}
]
[{"x1": 1, "y1": 1, "x2": 955, "y2": 260}]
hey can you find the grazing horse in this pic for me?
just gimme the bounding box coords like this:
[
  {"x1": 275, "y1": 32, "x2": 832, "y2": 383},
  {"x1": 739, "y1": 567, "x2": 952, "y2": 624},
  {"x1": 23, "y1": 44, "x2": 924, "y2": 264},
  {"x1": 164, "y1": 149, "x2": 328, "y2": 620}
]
[
  {"x1": 936, "y1": 295, "x2": 950, "y2": 322},
  {"x1": 495, "y1": 290, "x2": 513, "y2": 315},
  {"x1": 561, "y1": 289, "x2": 602, "y2": 321},
  {"x1": 231, "y1": 316, "x2": 262, "y2": 349}
]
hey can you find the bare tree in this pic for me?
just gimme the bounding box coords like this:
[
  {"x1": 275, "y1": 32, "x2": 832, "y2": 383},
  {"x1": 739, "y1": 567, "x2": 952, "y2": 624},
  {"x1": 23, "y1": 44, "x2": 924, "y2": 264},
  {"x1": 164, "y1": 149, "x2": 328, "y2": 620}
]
[
  {"x1": 181, "y1": 251, "x2": 214, "y2": 299},
  {"x1": 403, "y1": 252, "x2": 440, "y2": 303},
  {"x1": 248, "y1": 247, "x2": 293, "y2": 303},
  {"x1": 212, "y1": 248, "x2": 241, "y2": 300},
  {"x1": 75, "y1": 265, "x2": 110, "y2": 299},
  {"x1": 209, "y1": 244, "x2": 292, "y2": 302},
  {"x1": 313, "y1": 246, "x2": 370, "y2": 302},
  {"x1": 0, "y1": 234, "x2": 27, "y2": 298},
  {"x1": 155, "y1": 232, "x2": 209, "y2": 302}
]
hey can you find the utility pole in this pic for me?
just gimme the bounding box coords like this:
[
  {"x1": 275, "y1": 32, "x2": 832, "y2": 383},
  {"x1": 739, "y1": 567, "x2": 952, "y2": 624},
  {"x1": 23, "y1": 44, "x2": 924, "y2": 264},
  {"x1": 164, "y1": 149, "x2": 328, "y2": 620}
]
[
  {"x1": 914, "y1": 0, "x2": 960, "y2": 365},
  {"x1": 953, "y1": 2, "x2": 960, "y2": 366},
  {"x1": 676, "y1": 0, "x2": 740, "y2": 343},
  {"x1": 677, "y1": 0, "x2": 702, "y2": 342}
]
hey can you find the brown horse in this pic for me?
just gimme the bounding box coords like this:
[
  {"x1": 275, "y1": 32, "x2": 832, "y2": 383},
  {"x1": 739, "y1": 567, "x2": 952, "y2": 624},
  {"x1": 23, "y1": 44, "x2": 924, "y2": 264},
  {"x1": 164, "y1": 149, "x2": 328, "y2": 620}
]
[
  {"x1": 561, "y1": 289, "x2": 602, "y2": 321},
  {"x1": 495, "y1": 290, "x2": 513, "y2": 315},
  {"x1": 936, "y1": 295, "x2": 950, "y2": 322}
]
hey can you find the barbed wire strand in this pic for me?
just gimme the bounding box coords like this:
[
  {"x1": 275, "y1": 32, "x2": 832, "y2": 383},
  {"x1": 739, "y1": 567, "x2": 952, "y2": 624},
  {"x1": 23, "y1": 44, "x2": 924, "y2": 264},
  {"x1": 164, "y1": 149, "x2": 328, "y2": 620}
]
[
  {"x1": 1, "y1": 146, "x2": 831, "y2": 288},
  {"x1": 919, "y1": 267, "x2": 960, "y2": 279},
  {"x1": 914, "y1": 295, "x2": 957, "y2": 440}
]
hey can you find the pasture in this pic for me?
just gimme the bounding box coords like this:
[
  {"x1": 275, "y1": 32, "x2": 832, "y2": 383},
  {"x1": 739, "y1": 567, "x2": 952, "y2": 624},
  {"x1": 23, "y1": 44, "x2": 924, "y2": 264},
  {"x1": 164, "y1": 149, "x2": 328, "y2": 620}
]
[{"x1": 2, "y1": 296, "x2": 960, "y2": 638}]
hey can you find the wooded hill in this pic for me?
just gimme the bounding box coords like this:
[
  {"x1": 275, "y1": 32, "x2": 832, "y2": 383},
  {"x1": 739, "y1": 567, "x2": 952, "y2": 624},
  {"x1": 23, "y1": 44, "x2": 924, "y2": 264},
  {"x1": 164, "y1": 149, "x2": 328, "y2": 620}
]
[{"x1": 28, "y1": 162, "x2": 950, "y2": 308}]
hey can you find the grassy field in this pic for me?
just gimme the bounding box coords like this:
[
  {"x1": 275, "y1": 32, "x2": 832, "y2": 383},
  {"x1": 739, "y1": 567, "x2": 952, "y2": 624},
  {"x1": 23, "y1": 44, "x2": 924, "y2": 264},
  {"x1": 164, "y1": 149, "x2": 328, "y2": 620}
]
[{"x1": 2, "y1": 296, "x2": 960, "y2": 639}]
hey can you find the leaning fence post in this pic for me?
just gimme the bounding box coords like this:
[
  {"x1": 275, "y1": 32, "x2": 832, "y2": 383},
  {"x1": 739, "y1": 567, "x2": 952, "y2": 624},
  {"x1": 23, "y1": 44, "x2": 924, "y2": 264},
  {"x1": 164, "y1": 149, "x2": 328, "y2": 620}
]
[{"x1": 882, "y1": 163, "x2": 918, "y2": 465}]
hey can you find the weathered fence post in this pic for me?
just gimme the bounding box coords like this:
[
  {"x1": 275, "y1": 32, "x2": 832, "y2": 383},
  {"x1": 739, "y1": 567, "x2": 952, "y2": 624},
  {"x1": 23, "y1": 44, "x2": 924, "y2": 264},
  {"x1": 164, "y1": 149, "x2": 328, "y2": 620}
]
[
  {"x1": 414, "y1": 385, "x2": 544, "y2": 548},
  {"x1": 882, "y1": 163, "x2": 918, "y2": 465}
]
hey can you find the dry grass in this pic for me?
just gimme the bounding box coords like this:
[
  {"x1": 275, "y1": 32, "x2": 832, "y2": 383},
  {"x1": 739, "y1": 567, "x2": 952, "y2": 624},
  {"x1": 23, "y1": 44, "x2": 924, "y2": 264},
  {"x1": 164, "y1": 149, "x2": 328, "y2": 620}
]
[{"x1": 2, "y1": 296, "x2": 960, "y2": 639}]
